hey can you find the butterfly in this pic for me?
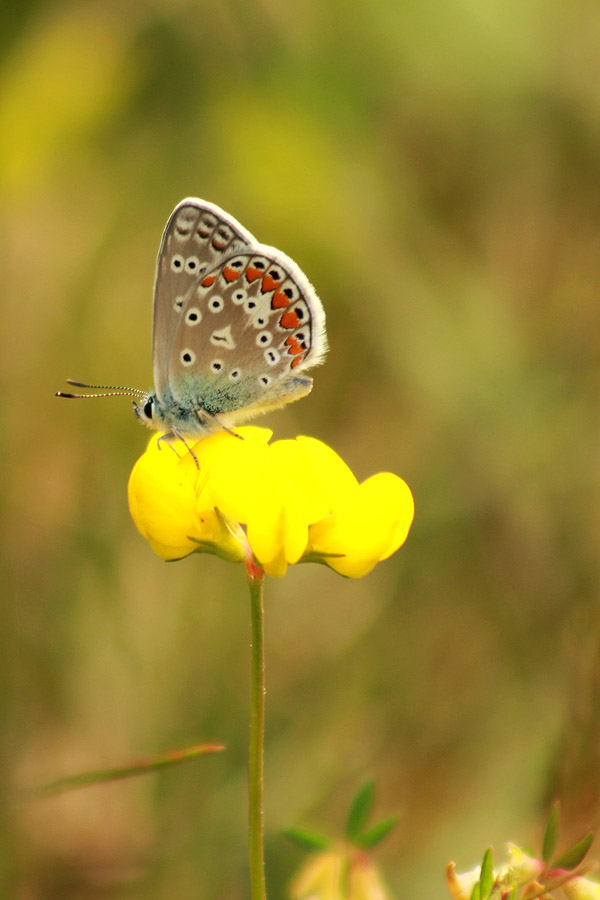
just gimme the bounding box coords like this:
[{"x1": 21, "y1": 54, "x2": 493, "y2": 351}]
[{"x1": 58, "y1": 198, "x2": 328, "y2": 442}]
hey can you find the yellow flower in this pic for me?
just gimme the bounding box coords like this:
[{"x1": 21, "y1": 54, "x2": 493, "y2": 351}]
[
  {"x1": 288, "y1": 849, "x2": 347, "y2": 900},
  {"x1": 505, "y1": 843, "x2": 544, "y2": 884},
  {"x1": 288, "y1": 847, "x2": 393, "y2": 900},
  {"x1": 446, "y1": 862, "x2": 482, "y2": 900},
  {"x1": 128, "y1": 427, "x2": 414, "y2": 578},
  {"x1": 563, "y1": 876, "x2": 600, "y2": 900}
]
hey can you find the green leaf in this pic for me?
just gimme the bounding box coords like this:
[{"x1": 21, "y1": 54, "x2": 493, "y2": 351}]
[
  {"x1": 470, "y1": 882, "x2": 481, "y2": 900},
  {"x1": 356, "y1": 816, "x2": 398, "y2": 849},
  {"x1": 29, "y1": 743, "x2": 225, "y2": 799},
  {"x1": 479, "y1": 848, "x2": 494, "y2": 900},
  {"x1": 345, "y1": 779, "x2": 376, "y2": 840},
  {"x1": 542, "y1": 801, "x2": 560, "y2": 864},
  {"x1": 552, "y1": 831, "x2": 593, "y2": 870},
  {"x1": 283, "y1": 827, "x2": 331, "y2": 852},
  {"x1": 506, "y1": 882, "x2": 518, "y2": 900}
]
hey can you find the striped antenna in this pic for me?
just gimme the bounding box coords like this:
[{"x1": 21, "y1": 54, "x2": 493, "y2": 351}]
[{"x1": 56, "y1": 380, "x2": 147, "y2": 399}]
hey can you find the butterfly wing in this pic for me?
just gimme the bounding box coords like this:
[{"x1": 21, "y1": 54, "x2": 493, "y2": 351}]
[
  {"x1": 152, "y1": 199, "x2": 257, "y2": 400},
  {"x1": 166, "y1": 244, "x2": 327, "y2": 424}
]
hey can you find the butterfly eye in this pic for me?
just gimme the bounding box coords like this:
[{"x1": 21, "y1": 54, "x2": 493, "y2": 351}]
[{"x1": 143, "y1": 399, "x2": 153, "y2": 419}]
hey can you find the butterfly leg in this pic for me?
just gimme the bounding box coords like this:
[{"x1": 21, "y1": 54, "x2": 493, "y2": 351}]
[
  {"x1": 195, "y1": 409, "x2": 244, "y2": 440},
  {"x1": 172, "y1": 429, "x2": 200, "y2": 468},
  {"x1": 156, "y1": 430, "x2": 200, "y2": 468}
]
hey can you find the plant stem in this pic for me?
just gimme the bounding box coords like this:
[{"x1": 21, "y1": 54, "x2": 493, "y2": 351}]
[{"x1": 248, "y1": 564, "x2": 267, "y2": 900}]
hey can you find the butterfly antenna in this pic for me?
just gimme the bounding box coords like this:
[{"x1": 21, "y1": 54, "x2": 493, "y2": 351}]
[{"x1": 56, "y1": 380, "x2": 147, "y2": 399}]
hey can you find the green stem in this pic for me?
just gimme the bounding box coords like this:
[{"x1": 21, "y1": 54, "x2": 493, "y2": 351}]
[{"x1": 248, "y1": 565, "x2": 267, "y2": 900}]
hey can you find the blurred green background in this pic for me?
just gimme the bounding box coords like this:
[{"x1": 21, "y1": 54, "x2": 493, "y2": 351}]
[{"x1": 2, "y1": 0, "x2": 600, "y2": 897}]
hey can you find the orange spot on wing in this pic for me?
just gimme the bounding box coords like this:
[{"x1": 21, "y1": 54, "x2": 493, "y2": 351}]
[
  {"x1": 262, "y1": 273, "x2": 281, "y2": 293},
  {"x1": 202, "y1": 274, "x2": 217, "y2": 287},
  {"x1": 212, "y1": 239, "x2": 225, "y2": 250},
  {"x1": 245, "y1": 266, "x2": 261, "y2": 282},
  {"x1": 280, "y1": 310, "x2": 300, "y2": 329},
  {"x1": 284, "y1": 336, "x2": 304, "y2": 355},
  {"x1": 271, "y1": 289, "x2": 290, "y2": 309},
  {"x1": 290, "y1": 355, "x2": 303, "y2": 368},
  {"x1": 223, "y1": 266, "x2": 240, "y2": 282}
]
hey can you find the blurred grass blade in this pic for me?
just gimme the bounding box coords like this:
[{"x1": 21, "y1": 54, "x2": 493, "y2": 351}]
[
  {"x1": 542, "y1": 802, "x2": 560, "y2": 864},
  {"x1": 552, "y1": 831, "x2": 593, "y2": 871},
  {"x1": 346, "y1": 779, "x2": 376, "y2": 840},
  {"x1": 479, "y1": 848, "x2": 493, "y2": 900},
  {"x1": 356, "y1": 816, "x2": 398, "y2": 849},
  {"x1": 29, "y1": 743, "x2": 225, "y2": 799},
  {"x1": 283, "y1": 827, "x2": 331, "y2": 852}
]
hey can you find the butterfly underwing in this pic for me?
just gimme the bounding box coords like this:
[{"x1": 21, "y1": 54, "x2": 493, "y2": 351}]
[
  {"x1": 134, "y1": 198, "x2": 328, "y2": 439},
  {"x1": 58, "y1": 199, "x2": 328, "y2": 442}
]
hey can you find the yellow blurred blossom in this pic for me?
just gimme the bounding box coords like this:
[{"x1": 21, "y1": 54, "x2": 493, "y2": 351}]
[
  {"x1": 289, "y1": 847, "x2": 393, "y2": 900},
  {"x1": 128, "y1": 427, "x2": 414, "y2": 578},
  {"x1": 563, "y1": 876, "x2": 600, "y2": 900},
  {"x1": 505, "y1": 843, "x2": 545, "y2": 884},
  {"x1": 446, "y1": 862, "x2": 482, "y2": 900}
]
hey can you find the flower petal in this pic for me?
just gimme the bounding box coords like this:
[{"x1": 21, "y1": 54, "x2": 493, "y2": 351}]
[
  {"x1": 563, "y1": 876, "x2": 600, "y2": 899},
  {"x1": 308, "y1": 473, "x2": 414, "y2": 578},
  {"x1": 296, "y1": 436, "x2": 359, "y2": 508},
  {"x1": 357, "y1": 473, "x2": 415, "y2": 560},
  {"x1": 127, "y1": 436, "x2": 200, "y2": 560}
]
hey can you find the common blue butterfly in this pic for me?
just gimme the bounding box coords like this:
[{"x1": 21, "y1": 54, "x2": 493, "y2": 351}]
[{"x1": 58, "y1": 199, "x2": 328, "y2": 441}]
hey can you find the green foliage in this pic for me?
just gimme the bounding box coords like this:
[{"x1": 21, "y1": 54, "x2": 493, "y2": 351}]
[
  {"x1": 552, "y1": 832, "x2": 594, "y2": 872},
  {"x1": 29, "y1": 743, "x2": 225, "y2": 799},
  {"x1": 283, "y1": 828, "x2": 332, "y2": 853},
  {"x1": 288, "y1": 779, "x2": 397, "y2": 865},
  {"x1": 542, "y1": 802, "x2": 560, "y2": 865},
  {"x1": 478, "y1": 849, "x2": 494, "y2": 900},
  {"x1": 345, "y1": 779, "x2": 376, "y2": 841},
  {"x1": 356, "y1": 817, "x2": 399, "y2": 850},
  {"x1": 455, "y1": 805, "x2": 597, "y2": 900}
]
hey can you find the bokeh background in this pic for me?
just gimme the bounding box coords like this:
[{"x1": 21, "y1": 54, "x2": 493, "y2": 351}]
[{"x1": 2, "y1": 1, "x2": 600, "y2": 897}]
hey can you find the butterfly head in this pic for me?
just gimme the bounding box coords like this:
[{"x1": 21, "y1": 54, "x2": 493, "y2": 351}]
[{"x1": 132, "y1": 391, "x2": 159, "y2": 430}]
